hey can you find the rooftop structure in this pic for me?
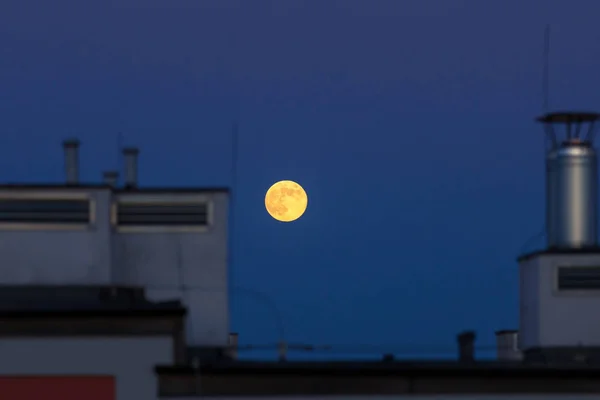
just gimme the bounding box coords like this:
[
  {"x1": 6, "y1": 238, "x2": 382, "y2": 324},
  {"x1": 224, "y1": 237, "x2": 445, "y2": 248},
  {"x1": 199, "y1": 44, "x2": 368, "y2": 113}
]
[{"x1": 0, "y1": 140, "x2": 230, "y2": 347}]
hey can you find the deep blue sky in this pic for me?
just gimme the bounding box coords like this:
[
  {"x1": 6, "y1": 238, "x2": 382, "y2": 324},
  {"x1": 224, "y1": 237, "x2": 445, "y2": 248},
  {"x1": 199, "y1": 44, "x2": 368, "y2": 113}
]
[{"x1": 2, "y1": 0, "x2": 600, "y2": 360}]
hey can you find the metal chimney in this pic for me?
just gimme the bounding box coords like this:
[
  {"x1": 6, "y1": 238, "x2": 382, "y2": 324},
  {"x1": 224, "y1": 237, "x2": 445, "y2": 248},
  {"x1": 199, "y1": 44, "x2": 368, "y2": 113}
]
[
  {"x1": 540, "y1": 112, "x2": 600, "y2": 249},
  {"x1": 63, "y1": 139, "x2": 80, "y2": 185},
  {"x1": 457, "y1": 331, "x2": 476, "y2": 362},
  {"x1": 495, "y1": 330, "x2": 522, "y2": 361},
  {"x1": 122, "y1": 147, "x2": 139, "y2": 188},
  {"x1": 102, "y1": 171, "x2": 119, "y2": 188}
]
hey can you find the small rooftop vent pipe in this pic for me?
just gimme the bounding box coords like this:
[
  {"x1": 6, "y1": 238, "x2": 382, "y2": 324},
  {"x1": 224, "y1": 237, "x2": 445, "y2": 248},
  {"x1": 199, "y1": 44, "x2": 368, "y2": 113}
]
[
  {"x1": 63, "y1": 139, "x2": 80, "y2": 185},
  {"x1": 102, "y1": 171, "x2": 119, "y2": 188},
  {"x1": 495, "y1": 330, "x2": 522, "y2": 361},
  {"x1": 122, "y1": 147, "x2": 139, "y2": 188},
  {"x1": 227, "y1": 333, "x2": 239, "y2": 360},
  {"x1": 457, "y1": 330, "x2": 476, "y2": 362}
]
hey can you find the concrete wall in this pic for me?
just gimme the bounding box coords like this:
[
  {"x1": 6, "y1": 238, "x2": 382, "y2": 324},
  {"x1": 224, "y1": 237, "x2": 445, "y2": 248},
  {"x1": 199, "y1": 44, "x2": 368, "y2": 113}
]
[
  {"x1": 0, "y1": 187, "x2": 230, "y2": 347},
  {"x1": 0, "y1": 337, "x2": 172, "y2": 400},
  {"x1": 115, "y1": 191, "x2": 230, "y2": 346},
  {"x1": 519, "y1": 256, "x2": 541, "y2": 349},
  {"x1": 0, "y1": 188, "x2": 113, "y2": 284},
  {"x1": 520, "y1": 253, "x2": 600, "y2": 348}
]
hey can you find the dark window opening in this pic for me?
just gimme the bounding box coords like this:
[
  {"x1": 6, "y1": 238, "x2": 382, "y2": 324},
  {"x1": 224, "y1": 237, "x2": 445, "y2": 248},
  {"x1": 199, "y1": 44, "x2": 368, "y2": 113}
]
[
  {"x1": 557, "y1": 266, "x2": 600, "y2": 290},
  {"x1": 117, "y1": 203, "x2": 208, "y2": 226},
  {"x1": 0, "y1": 199, "x2": 90, "y2": 224}
]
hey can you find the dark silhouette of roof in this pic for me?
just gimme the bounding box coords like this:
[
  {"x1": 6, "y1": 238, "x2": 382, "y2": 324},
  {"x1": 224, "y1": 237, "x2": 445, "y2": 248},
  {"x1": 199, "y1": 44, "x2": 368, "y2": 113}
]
[
  {"x1": 0, "y1": 285, "x2": 184, "y2": 317},
  {"x1": 536, "y1": 111, "x2": 600, "y2": 124}
]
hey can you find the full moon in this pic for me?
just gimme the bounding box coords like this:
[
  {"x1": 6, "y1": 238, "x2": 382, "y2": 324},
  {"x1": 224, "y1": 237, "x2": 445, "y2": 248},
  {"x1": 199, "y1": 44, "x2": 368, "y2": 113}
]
[{"x1": 265, "y1": 180, "x2": 308, "y2": 222}]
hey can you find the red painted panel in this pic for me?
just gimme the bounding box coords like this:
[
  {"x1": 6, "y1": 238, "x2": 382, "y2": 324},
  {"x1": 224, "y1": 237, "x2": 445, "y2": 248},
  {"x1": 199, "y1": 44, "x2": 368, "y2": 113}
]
[{"x1": 0, "y1": 376, "x2": 115, "y2": 400}]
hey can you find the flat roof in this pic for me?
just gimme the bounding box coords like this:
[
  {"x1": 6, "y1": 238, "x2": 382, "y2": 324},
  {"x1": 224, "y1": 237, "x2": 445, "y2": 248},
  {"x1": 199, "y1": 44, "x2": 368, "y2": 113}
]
[
  {"x1": 536, "y1": 111, "x2": 600, "y2": 124},
  {"x1": 156, "y1": 360, "x2": 600, "y2": 396},
  {"x1": 518, "y1": 247, "x2": 600, "y2": 262},
  {"x1": 0, "y1": 285, "x2": 187, "y2": 363}
]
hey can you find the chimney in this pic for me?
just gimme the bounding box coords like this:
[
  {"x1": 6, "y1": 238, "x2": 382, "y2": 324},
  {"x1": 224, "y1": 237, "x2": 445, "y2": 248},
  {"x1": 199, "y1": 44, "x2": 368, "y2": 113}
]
[
  {"x1": 540, "y1": 112, "x2": 599, "y2": 249},
  {"x1": 227, "y1": 332, "x2": 239, "y2": 360},
  {"x1": 278, "y1": 341, "x2": 288, "y2": 362},
  {"x1": 63, "y1": 139, "x2": 80, "y2": 185},
  {"x1": 457, "y1": 330, "x2": 476, "y2": 362},
  {"x1": 495, "y1": 330, "x2": 522, "y2": 361},
  {"x1": 122, "y1": 147, "x2": 139, "y2": 188},
  {"x1": 102, "y1": 171, "x2": 119, "y2": 188}
]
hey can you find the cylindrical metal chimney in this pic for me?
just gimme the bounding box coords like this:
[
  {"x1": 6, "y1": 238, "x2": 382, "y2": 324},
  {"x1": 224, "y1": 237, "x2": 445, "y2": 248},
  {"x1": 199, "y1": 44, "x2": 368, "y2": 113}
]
[
  {"x1": 63, "y1": 139, "x2": 80, "y2": 185},
  {"x1": 546, "y1": 149, "x2": 559, "y2": 247},
  {"x1": 495, "y1": 330, "x2": 522, "y2": 361},
  {"x1": 555, "y1": 144, "x2": 597, "y2": 247},
  {"x1": 122, "y1": 147, "x2": 139, "y2": 188},
  {"x1": 457, "y1": 330, "x2": 475, "y2": 362},
  {"x1": 102, "y1": 171, "x2": 119, "y2": 188},
  {"x1": 540, "y1": 112, "x2": 600, "y2": 249}
]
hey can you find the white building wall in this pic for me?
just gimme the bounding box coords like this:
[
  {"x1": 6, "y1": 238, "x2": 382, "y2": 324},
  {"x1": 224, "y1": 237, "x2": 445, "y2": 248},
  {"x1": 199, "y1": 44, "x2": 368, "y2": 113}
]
[
  {"x1": 519, "y1": 256, "x2": 541, "y2": 349},
  {"x1": 0, "y1": 188, "x2": 113, "y2": 284},
  {"x1": 115, "y1": 191, "x2": 230, "y2": 346},
  {"x1": 0, "y1": 337, "x2": 172, "y2": 400},
  {"x1": 0, "y1": 187, "x2": 230, "y2": 347},
  {"x1": 520, "y1": 253, "x2": 600, "y2": 348}
]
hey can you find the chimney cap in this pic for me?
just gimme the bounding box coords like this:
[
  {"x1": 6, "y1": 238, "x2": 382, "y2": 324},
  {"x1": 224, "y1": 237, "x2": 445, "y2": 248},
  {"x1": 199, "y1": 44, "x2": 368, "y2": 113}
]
[
  {"x1": 458, "y1": 331, "x2": 476, "y2": 342},
  {"x1": 495, "y1": 329, "x2": 518, "y2": 336},
  {"x1": 123, "y1": 147, "x2": 139, "y2": 155},
  {"x1": 536, "y1": 111, "x2": 600, "y2": 124},
  {"x1": 63, "y1": 138, "x2": 80, "y2": 148}
]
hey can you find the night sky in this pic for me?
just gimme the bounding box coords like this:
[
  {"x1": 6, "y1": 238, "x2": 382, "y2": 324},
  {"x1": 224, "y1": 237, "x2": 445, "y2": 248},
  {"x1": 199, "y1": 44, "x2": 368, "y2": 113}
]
[{"x1": 2, "y1": 0, "x2": 600, "y2": 360}]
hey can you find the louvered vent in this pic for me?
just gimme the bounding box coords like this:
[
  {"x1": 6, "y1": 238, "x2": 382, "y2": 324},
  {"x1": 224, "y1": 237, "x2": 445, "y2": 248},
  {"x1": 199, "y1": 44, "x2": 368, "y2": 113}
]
[
  {"x1": 116, "y1": 203, "x2": 208, "y2": 227},
  {"x1": 0, "y1": 198, "x2": 91, "y2": 224},
  {"x1": 557, "y1": 266, "x2": 600, "y2": 290}
]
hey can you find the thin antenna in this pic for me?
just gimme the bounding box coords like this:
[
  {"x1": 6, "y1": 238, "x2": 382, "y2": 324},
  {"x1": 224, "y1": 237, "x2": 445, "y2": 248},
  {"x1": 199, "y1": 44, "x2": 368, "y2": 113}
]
[
  {"x1": 230, "y1": 122, "x2": 239, "y2": 276},
  {"x1": 117, "y1": 132, "x2": 124, "y2": 186},
  {"x1": 543, "y1": 24, "x2": 551, "y2": 112},
  {"x1": 229, "y1": 121, "x2": 239, "y2": 329}
]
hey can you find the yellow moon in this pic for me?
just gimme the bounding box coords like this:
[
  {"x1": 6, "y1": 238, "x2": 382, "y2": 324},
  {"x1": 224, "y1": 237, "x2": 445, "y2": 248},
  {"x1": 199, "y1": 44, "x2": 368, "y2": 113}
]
[{"x1": 265, "y1": 180, "x2": 308, "y2": 222}]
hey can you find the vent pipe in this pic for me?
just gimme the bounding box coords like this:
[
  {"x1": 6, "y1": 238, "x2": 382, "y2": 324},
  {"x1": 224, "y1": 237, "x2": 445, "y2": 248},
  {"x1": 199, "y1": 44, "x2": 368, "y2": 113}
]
[
  {"x1": 457, "y1": 330, "x2": 476, "y2": 362},
  {"x1": 63, "y1": 139, "x2": 80, "y2": 185},
  {"x1": 123, "y1": 147, "x2": 139, "y2": 188},
  {"x1": 227, "y1": 333, "x2": 239, "y2": 360},
  {"x1": 102, "y1": 171, "x2": 119, "y2": 188},
  {"x1": 495, "y1": 330, "x2": 522, "y2": 361},
  {"x1": 540, "y1": 112, "x2": 600, "y2": 249}
]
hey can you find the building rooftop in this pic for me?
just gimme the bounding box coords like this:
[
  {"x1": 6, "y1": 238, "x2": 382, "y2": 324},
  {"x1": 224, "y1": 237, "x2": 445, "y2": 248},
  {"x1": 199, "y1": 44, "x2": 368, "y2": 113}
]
[{"x1": 155, "y1": 359, "x2": 600, "y2": 396}]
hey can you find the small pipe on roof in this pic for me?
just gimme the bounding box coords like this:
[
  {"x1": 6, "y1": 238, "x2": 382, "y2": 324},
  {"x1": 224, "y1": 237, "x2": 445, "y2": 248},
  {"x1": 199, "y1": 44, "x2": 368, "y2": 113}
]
[
  {"x1": 102, "y1": 171, "x2": 119, "y2": 188},
  {"x1": 457, "y1": 330, "x2": 476, "y2": 362},
  {"x1": 227, "y1": 333, "x2": 239, "y2": 360},
  {"x1": 63, "y1": 139, "x2": 80, "y2": 185},
  {"x1": 278, "y1": 341, "x2": 288, "y2": 362},
  {"x1": 123, "y1": 147, "x2": 139, "y2": 188}
]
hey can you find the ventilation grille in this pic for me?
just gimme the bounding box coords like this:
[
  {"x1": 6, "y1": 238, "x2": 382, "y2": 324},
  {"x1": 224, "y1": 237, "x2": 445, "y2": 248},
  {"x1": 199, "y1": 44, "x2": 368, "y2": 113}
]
[
  {"x1": 116, "y1": 203, "x2": 208, "y2": 226},
  {"x1": 557, "y1": 266, "x2": 600, "y2": 290},
  {"x1": 0, "y1": 199, "x2": 90, "y2": 224}
]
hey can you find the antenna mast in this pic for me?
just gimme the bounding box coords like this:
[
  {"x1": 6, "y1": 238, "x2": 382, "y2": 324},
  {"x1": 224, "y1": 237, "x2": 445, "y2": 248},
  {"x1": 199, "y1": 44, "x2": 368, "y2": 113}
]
[
  {"x1": 543, "y1": 25, "x2": 550, "y2": 112},
  {"x1": 117, "y1": 132, "x2": 124, "y2": 186}
]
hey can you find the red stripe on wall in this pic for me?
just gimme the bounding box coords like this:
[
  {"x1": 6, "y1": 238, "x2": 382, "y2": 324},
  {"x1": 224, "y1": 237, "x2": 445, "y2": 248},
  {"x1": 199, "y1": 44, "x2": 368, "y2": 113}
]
[{"x1": 0, "y1": 376, "x2": 115, "y2": 400}]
